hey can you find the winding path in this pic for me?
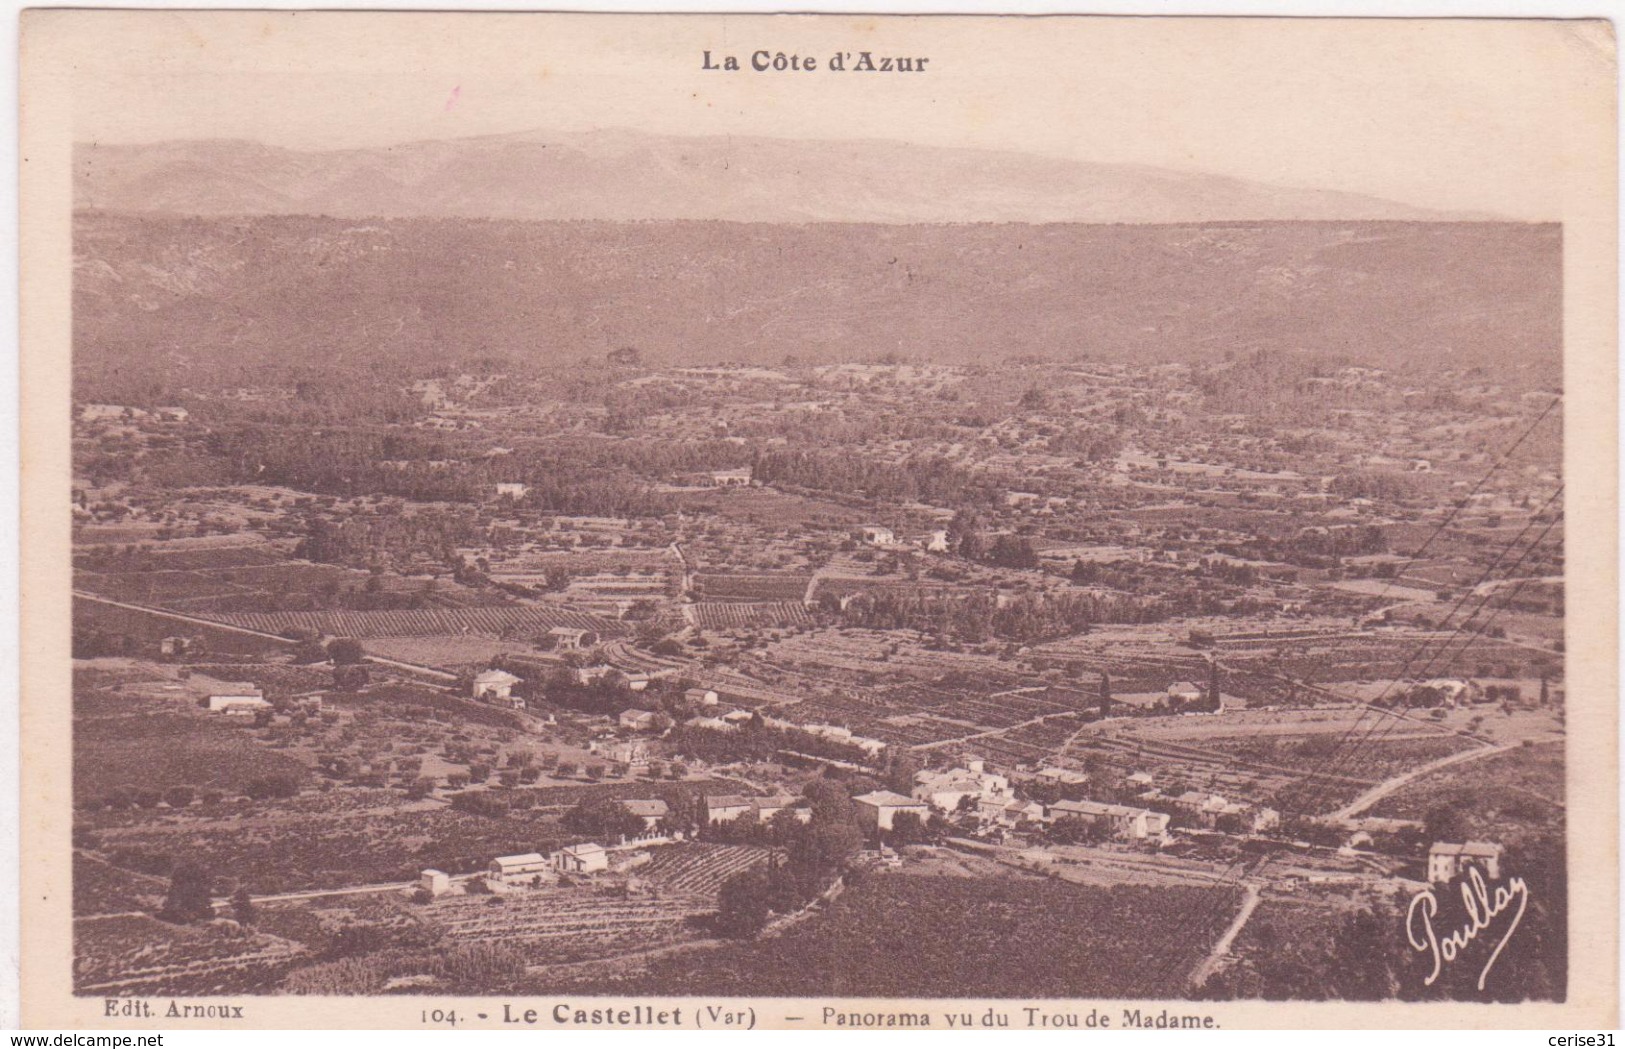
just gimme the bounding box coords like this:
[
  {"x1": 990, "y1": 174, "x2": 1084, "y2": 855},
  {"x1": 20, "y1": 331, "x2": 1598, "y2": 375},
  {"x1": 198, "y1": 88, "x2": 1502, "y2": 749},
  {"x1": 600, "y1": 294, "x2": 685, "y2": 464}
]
[{"x1": 1325, "y1": 741, "x2": 1516, "y2": 822}]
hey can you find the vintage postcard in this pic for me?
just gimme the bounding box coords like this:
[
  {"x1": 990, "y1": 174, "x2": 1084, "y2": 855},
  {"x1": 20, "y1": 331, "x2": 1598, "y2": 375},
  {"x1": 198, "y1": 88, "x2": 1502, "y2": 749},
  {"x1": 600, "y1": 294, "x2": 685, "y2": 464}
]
[{"x1": 18, "y1": 10, "x2": 1618, "y2": 1030}]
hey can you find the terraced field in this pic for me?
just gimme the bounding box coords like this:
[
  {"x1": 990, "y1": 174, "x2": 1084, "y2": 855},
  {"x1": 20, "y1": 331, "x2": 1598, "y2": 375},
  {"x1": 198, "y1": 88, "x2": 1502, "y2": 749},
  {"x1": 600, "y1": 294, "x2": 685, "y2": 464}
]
[
  {"x1": 640, "y1": 843, "x2": 772, "y2": 894},
  {"x1": 426, "y1": 889, "x2": 712, "y2": 962},
  {"x1": 74, "y1": 914, "x2": 307, "y2": 995},
  {"x1": 692, "y1": 573, "x2": 811, "y2": 602},
  {"x1": 693, "y1": 601, "x2": 817, "y2": 630},
  {"x1": 209, "y1": 605, "x2": 620, "y2": 639}
]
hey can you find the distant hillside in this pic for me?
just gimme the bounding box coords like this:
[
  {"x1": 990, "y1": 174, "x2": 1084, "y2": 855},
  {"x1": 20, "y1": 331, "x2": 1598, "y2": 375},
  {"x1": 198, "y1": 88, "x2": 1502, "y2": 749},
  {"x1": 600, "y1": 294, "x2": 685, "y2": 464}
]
[
  {"x1": 74, "y1": 129, "x2": 1475, "y2": 225},
  {"x1": 73, "y1": 213, "x2": 1561, "y2": 391}
]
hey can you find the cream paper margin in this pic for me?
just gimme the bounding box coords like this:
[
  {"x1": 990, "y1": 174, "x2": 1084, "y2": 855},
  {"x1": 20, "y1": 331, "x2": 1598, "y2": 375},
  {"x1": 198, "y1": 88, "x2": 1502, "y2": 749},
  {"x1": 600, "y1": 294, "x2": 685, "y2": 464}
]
[{"x1": 17, "y1": 10, "x2": 1619, "y2": 1030}]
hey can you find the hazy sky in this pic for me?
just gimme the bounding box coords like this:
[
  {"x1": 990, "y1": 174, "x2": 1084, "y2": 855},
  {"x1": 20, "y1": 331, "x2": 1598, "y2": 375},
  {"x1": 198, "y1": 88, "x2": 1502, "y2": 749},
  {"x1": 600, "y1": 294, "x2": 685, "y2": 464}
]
[{"x1": 47, "y1": 12, "x2": 1616, "y2": 220}]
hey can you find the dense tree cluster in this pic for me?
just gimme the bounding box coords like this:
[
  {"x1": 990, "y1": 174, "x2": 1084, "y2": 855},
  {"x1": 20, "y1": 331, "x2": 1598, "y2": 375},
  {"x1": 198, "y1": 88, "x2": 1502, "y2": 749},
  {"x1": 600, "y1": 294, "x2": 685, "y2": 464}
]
[
  {"x1": 713, "y1": 780, "x2": 866, "y2": 938},
  {"x1": 666, "y1": 719, "x2": 881, "y2": 768},
  {"x1": 834, "y1": 589, "x2": 1167, "y2": 644},
  {"x1": 752, "y1": 451, "x2": 1004, "y2": 508}
]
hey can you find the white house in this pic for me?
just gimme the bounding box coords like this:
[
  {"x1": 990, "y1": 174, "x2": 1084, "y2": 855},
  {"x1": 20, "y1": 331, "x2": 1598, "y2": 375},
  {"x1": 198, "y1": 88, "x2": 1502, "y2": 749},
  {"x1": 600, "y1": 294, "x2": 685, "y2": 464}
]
[
  {"x1": 1173, "y1": 791, "x2": 1231, "y2": 828},
  {"x1": 981, "y1": 799, "x2": 1045, "y2": 827},
  {"x1": 553, "y1": 843, "x2": 610, "y2": 875},
  {"x1": 493, "y1": 482, "x2": 530, "y2": 500},
  {"x1": 684, "y1": 687, "x2": 720, "y2": 707},
  {"x1": 206, "y1": 692, "x2": 270, "y2": 716},
  {"x1": 853, "y1": 790, "x2": 930, "y2": 832},
  {"x1": 913, "y1": 760, "x2": 1013, "y2": 812},
  {"x1": 472, "y1": 668, "x2": 521, "y2": 701},
  {"x1": 1428, "y1": 841, "x2": 1504, "y2": 883},
  {"x1": 489, "y1": 853, "x2": 550, "y2": 881},
  {"x1": 419, "y1": 869, "x2": 451, "y2": 897},
  {"x1": 857, "y1": 525, "x2": 897, "y2": 547},
  {"x1": 1036, "y1": 766, "x2": 1090, "y2": 787},
  {"x1": 923, "y1": 530, "x2": 951, "y2": 553},
  {"x1": 598, "y1": 739, "x2": 651, "y2": 766},
  {"x1": 1166, "y1": 681, "x2": 1204, "y2": 703},
  {"x1": 574, "y1": 664, "x2": 614, "y2": 686},
  {"x1": 1048, "y1": 799, "x2": 1170, "y2": 842},
  {"x1": 619, "y1": 709, "x2": 659, "y2": 732},
  {"x1": 703, "y1": 793, "x2": 812, "y2": 825},
  {"x1": 620, "y1": 799, "x2": 669, "y2": 830},
  {"x1": 703, "y1": 795, "x2": 757, "y2": 824}
]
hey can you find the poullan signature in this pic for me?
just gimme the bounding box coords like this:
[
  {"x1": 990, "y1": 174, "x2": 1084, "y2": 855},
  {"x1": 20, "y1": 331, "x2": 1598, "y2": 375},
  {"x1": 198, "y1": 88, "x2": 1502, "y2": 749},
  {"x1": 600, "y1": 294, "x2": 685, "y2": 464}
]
[{"x1": 1406, "y1": 868, "x2": 1530, "y2": 992}]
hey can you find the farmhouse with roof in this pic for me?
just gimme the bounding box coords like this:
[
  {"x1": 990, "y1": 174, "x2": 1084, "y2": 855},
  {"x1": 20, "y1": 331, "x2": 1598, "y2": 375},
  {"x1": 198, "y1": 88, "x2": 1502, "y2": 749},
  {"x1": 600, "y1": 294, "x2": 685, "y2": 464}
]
[
  {"x1": 619, "y1": 709, "x2": 659, "y2": 732},
  {"x1": 913, "y1": 758, "x2": 1013, "y2": 812},
  {"x1": 856, "y1": 525, "x2": 898, "y2": 547},
  {"x1": 1428, "y1": 841, "x2": 1504, "y2": 883},
  {"x1": 1166, "y1": 681, "x2": 1203, "y2": 703},
  {"x1": 853, "y1": 789, "x2": 930, "y2": 832},
  {"x1": 1047, "y1": 799, "x2": 1170, "y2": 842},
  {"x1": 472, "y1": 668, "x2": 521, "y2": 702},
  {"x1": 489, "y1": 853, "x2": 550, "y2": 882},
  {"x1": 703, "y1": 795, "x2": 756, "y2": 824},
  {"x1": 595, "y1": 738, "x2": 652, "y2": 766},
  {"x1": 620, "y1": 799, "x2": 670, "y2": 830},
  {"x1": 553, "y1": 843, "x2": 610, "y2": 875},
  {"x1": 205, "y1": 690, "x2": 270, "y2": 716}
]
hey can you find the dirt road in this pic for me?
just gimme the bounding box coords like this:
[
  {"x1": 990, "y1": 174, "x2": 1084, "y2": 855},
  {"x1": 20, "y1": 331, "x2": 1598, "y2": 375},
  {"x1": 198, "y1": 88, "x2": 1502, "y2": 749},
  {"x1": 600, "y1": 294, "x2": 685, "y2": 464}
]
[
  {"x1": 1325, "y1": 742, "x2": 1515, "y2": 821},
  {"x1": 1188, "y1": 882, "x2": 1262, "y2": 988}
]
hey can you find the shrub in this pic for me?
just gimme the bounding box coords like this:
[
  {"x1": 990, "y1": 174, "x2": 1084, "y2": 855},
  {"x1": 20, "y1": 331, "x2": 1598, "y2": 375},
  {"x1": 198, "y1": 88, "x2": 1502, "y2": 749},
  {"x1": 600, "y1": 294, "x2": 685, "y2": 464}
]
[
  {"x1": 244, "y1": 774, "x2": 300, "y2": 800},
  {"x1": 158, "y1": 863, "x2": 215, "y2": 924}
]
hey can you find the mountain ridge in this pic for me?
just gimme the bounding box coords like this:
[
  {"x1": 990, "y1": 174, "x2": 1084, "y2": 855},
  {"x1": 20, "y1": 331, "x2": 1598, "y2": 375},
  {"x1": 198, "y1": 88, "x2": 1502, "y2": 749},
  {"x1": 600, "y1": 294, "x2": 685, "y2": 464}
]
[{"x1": 74, "y1": 128, "x2": 1491, "y2": 224}]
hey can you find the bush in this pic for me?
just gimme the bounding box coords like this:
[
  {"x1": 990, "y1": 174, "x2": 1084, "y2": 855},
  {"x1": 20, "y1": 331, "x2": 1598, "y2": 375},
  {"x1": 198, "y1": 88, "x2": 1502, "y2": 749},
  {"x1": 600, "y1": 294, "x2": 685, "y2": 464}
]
[
  {"x1": 449, "y1": 791, "x2": 511, "y2": 818},
  {"x1": 158, "y1": 863, "x2": 216, "y2": 924},
  {"x1": 327, "y1": 638, "x2": 366, "y2": 666},
  {"x1": 244, "y1": 774, "x2": 300, "y2": 800}
]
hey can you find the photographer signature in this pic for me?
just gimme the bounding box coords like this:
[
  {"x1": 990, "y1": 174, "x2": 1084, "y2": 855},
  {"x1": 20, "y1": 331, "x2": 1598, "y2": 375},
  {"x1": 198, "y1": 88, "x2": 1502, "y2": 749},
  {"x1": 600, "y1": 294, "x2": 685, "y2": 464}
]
[{"x1": 1406, "y1": 868, "x2": 1530, "y2": 991}]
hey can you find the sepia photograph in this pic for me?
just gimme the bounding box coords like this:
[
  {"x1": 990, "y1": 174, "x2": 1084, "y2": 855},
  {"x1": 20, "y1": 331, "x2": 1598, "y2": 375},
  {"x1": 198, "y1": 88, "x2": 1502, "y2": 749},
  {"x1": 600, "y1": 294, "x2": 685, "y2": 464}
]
[{"x1": 18, "y1": 10, "x2": 1618, "y2": 1030}]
